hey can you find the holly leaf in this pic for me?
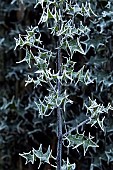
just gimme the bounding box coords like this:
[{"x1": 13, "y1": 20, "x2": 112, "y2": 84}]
[
  {"x1": 33, "y1": 144, "x2": 52, "y2": 168},
  {"x1": 66, "y1": 132, "x2": 98, "y2": 156},
  {"x1": 19, "y1": 144, "x2": 52, "y2": 169},
  {"x1": 61, "y1": 158, "x2": 76, "y2": 170},
  {"x1": 19, "y1": 151, "x2": 34, "y2": 164}
]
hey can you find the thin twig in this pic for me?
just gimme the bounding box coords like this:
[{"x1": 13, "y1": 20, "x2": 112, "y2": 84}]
[
  {"x1": 33, "y1": 45, "x2": 50, "y2": 52},
  {"x1": 63, "y1": 118, "x2": 90, "y2": 137}
]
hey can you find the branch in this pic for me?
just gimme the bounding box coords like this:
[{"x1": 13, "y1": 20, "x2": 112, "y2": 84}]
[
  {"x1": 33, "y1": 45, "x2": 51, "y2": 52},
  {"x1": 63, "y1": 118, "x2": 90, "y2": 137},
  {"x1": 57, "y1": 31, "x2": 62, "y2": 170}
]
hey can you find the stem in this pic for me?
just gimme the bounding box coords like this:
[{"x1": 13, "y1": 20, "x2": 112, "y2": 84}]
[
  {"x1": 63, "y1": 118, "x2": 90, "y2": 137},
  {"x1": 57, "y1": 35, "x2": 62, "y2": 170},
  {"x1": 33, "y1": 45, "x2": 52, "y2": 53}
]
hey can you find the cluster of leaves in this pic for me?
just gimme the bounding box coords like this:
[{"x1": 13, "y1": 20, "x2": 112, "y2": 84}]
[
  {"x1": 19, "y1": 144, "x2": 76, "y2": 169},
  {"x1": 15, "y1": 0, "x2": 113, "y2": 170},
  {"x1": 1, "y1": 0, "x2": 113, "y2": 169}
]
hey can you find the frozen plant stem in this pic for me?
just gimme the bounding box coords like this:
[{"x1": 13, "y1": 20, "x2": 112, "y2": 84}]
[
  {"x1": 57, "y1": 34, "x2": 62, "y2": 170},
  {"x1": 63, "y1": 118, "x2": 90, "y2": 136}
]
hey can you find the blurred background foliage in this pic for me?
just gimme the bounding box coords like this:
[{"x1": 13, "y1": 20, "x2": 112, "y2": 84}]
[{"x1": 1, "y1": 0, "x2": 113, "y2": 169}]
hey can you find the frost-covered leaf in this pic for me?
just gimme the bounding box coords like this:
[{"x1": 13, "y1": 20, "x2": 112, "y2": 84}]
[
  {"x1": 105, "y1": 149, "x2": 113, "y2": 164},
  {"x1": 61, "y1": 37, "x2": 86, "y2": 58},
  {"x1": 35, "y1": 0, "x2": 55, "y2": 8},
  {"x1": 16, "y1": 47, "x2": 34, "y2": 68},
  {"x1": 65, "y1": 132, "x2": 98, "y2": 156},
  {"x1": 61, "y1": 158, "x2": 76, "y2": 170},
  {"x1": 38, "y1": 6, "x2": 58, "y2": 25},
  {"x1": 19, "y1": 145, "x2": 52, "y2": 169},
  {"x1": 0, "y1": 97, "x2": 14, "y2": 110},
  {"x1": 14, "y1": 26, "x2": 41, "y2": 50},
  {"x1": 33, "y1": 144, "x2": 52, "y2": 168},
  {"x1": 35, "y1": 90, "x2": 73, "y2": 117},
  {"x1": 19, "y1": 151, "x2": 34, "y2": 164},
  {"x1": 85, "y1": 98, "x2": 113, "y2": 131}
]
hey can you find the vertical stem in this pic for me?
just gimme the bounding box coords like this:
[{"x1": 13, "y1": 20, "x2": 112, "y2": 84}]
[{"x1": 57, "y1": 35, "x2": 62, "y2": 170}]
